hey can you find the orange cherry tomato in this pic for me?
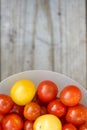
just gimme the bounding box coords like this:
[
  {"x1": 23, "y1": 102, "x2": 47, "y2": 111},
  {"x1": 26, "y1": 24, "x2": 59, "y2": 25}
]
[{"x1": 24, "y1": 102, "x2": 41, "y2": 121}]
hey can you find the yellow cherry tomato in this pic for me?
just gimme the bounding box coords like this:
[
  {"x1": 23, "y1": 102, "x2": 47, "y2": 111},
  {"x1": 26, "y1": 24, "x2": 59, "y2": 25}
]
[
  {"x1": 10, "y1": 80, "x2": 36, "y2": 105},
  {"x1": 33, "y1": 114, "x2": 62, "y2": 130}
]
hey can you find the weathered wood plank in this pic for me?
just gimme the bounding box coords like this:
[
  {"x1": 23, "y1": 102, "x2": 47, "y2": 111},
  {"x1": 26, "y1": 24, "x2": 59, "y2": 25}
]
[
  {"x1": 1, "y1": 0, "x2": 36, "y2": 78},
  {"x1": 33, "y1": 0, "x2": 54, "y2": 70},
  {"x1": 33, "y1": 0, "x2": 86, "y2": 88},
  {"x1": 59, "y1": 0, "x2": 86, "y2": 88},
  {"x1": 1, "y1": 0, "x2": 86, "y2": 89}
]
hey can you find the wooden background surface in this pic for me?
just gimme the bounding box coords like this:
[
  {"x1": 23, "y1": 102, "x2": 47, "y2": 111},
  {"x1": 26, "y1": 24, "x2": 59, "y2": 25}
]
[{"x1": 1, "y1": 0, "x2": 87, "y2": 89}]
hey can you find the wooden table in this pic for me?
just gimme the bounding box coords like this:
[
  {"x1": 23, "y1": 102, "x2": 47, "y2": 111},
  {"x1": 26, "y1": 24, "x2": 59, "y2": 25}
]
[{"x1": 1, "y1": 0, "x2": 87, "y2": 89}]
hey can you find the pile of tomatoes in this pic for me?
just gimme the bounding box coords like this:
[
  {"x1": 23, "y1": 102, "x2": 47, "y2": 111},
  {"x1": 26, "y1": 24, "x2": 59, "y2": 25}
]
[{"x1": 0, "y1": 79, "x2": 87, "y2": 130}]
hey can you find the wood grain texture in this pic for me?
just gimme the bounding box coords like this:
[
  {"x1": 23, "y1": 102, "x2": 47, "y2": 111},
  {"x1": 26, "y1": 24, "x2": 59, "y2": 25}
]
[{"x1": 1, "y1": 0, "x2": 87, "y2": 89}]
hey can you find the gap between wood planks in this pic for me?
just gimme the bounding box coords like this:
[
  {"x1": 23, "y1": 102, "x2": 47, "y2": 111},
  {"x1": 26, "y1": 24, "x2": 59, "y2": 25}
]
[
  {"x1": 0, "y1": 0, "x2": 1, "y2": 81},
  {"x1": 86, "y1": 0, "x2": 87, "y2": 89}
]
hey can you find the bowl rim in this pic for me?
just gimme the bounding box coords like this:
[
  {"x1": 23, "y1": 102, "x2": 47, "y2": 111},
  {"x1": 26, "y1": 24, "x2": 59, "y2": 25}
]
[
  {"x1": 0, "y1": 69, "x2": 86, "y2": 90},
  {"x1": 0, "y1": 70, "x2": 87, "y2": 106}
]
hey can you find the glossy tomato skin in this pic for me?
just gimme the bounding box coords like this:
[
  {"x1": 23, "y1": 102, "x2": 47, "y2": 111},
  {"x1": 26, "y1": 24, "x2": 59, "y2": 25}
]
[
  {"x1": 66, "y1": 104, "x2": 87, "y2": 125},
  {"x1": 37, "y1": 80, "x2": 58, "y2": 103},
  {"x1": 33, "y1": 114, "x2": 62, "y2": 130},
  {"x1": 79, "y1": 123, "x2": 87, "y2": 130},
  {"x1": 24, "y1": 102, "x2": 41, "y2": 121},
  {"x1": 62, "y1": 123, "x2": 77, "y2": 130},
  {"x1": 0, "y1": 94, "x2": 14, "y2": 114},
  {"x1": 60, "y1": 85, "x2": 82, "y2": 106},
  {"x1": 24, "y1": 120, "x2": 33, "y2": 130},
  {"x1": 9, "y1": 103, "x2": 24, "y2": 118},
  {"x1": 47, "y1": 99, "x2": 67, "y2": 117},
  {"x1": 10, "y1": 80, "x2": 36, "y2": 106},
  {"x1": 2, "y1": 113, "x2": 23, "y2": 130}
]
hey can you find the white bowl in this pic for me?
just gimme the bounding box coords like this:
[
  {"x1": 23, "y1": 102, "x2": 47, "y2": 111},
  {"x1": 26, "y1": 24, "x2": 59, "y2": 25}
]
[{"x1": 0, "y1": 70, "x2": 87, "y2": 106}]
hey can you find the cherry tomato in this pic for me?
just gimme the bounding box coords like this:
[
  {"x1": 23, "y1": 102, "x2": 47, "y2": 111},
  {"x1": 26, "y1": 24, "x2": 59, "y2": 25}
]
[
  {"x1": 33, "y1": 114, "x2": 62, "y2": 130},
  {"x1": 66, "y1": 104, "x2": 87, "y2": 125},
  {"x1": 60, "y1": 85, "x2": 82, "y2": 106},
  {"x1": 0, "y1": 94, "x2": 14, "y2": 114},
  {"x1": 79, "y1": 123, "x2": 87, "y2": 130},
  {"x1": 24, "y1": 102, "x2": 41, "y2": 121},
  {"x1": 24, "y1": 120, "x2": 33, "y2": 130},
  {"x1": 62, "y1": 123, "x2": 77, "y2": 130},
  {"x1": 2, "y1": 113, "x2": 23, "y2": 130},
  {"x1": 10, "y1": 80, "x2": 36, "y2": 105},
  {"x1": 9, "y1": 103, "x2": 24, "y2": 118},
  {"x1": 47, "y1": 99, "x2": 67, "y2": 117},
  {"x1": 37, "y1": 80, "x2": 58, "y2": 103}
]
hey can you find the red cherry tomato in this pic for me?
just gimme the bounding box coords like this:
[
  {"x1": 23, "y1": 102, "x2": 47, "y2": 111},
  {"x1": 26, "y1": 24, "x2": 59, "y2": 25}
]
[
  {"x1": 9, "y1": 103, "x2": 24, "y2": 118},
  {"x1": 0, "y1": 94, "x2": 14, "y2": 114},
  {"x1": 60, "y1": 85, "x2": 82, "y2": 106},
  {"x1": 79, "y1": 123, "x2": 87, "y2": 130},
  {"x1": 66, "y1": 104, "x2": 87, "y2": 125},
  {"x1": 62, "y1": 123, "x2": 77, "y2": 130},
  {"x1": 24, "y1": 120, "x2": 33, "y2": 130},
  {"x1": 2, "y1": 113, "x2": 23, "y2": 130},
  {"x1": 24, "y1": 102, "x2": 41, "y2": 121},
  {"x1": 47, "y1": 99, "x2": 67, "y2": 117},
  {"x1": 37, "y1": 80, "x2": 58, "y2": 103}
]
